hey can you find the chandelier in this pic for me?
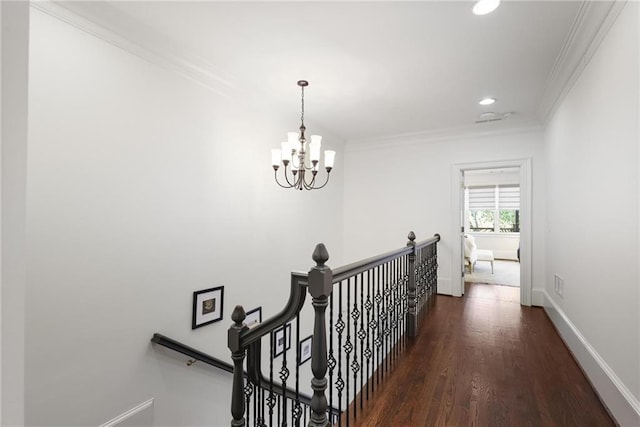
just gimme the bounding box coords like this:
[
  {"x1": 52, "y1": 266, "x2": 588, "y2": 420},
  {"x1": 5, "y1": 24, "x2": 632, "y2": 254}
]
[{"x1": 271, "y1": 80, "x2": 336, "y2": 191}]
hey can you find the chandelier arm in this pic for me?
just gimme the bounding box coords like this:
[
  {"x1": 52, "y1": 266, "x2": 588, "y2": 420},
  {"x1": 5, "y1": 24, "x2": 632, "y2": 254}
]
[
  {"x1": 302, "y1": 171, "x2": 318, "y2": 190},
  {"x1": 298, "y1": 170, "x2": 307, "y2": 191},
  {"x1": 282, "y1": 166, "x2": 297, "y2": 188},
  {"x1": 274, "y1": 170, "x2": 295, "y2": 189},
  {"x1": 311, "y1": 171, "x2": 331, "y2": 190}
]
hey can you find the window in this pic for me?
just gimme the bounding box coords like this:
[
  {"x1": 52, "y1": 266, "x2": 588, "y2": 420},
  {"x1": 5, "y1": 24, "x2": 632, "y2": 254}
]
[
  {"x1": 498, "y1": 185, "x2": 520, "y2": 232},
  {"x1": 467, "y1": 185, "x2": 519, "y2": 233}
]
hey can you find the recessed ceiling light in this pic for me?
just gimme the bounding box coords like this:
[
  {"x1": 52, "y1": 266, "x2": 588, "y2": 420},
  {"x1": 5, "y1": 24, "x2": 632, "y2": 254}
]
[
  {"x1": 479, "y1": 97, "x2": 496, "y2": 106},
  {"x1": 473, "y1": 0, "x2": 501, "y2": 16}
]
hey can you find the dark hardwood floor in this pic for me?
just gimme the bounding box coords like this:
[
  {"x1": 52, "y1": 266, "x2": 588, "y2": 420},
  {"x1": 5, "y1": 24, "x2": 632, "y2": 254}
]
[{"x1": 342, "y1": 283, "x2": 616, "y2": 427}]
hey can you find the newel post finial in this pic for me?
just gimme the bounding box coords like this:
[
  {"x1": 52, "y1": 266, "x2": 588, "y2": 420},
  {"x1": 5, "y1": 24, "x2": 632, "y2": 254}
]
[
  {"x1": 407, "y1": 231, "x2": 416, "y2": 246},
  {"x1": 308, "y1": 243, "x2": 333, "y2": 427},
  {"x1": 231, "y1": 305, "x2": 247, "y2": 326},
  {"x1": 312, "y1": 243, "x2": 329, "y2": 267}
]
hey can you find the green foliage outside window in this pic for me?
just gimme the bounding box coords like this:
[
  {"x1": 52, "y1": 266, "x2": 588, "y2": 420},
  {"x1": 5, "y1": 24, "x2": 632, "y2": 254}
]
[
  {"x1": 499, "y1": 210, "x2": 519, "y2": 232},
  {"x1": 469, "y1": 210, "x2": 494, "y2": 232},
  {"x1": 470, "y1": 209, "x2": 519, "y2": 232}
]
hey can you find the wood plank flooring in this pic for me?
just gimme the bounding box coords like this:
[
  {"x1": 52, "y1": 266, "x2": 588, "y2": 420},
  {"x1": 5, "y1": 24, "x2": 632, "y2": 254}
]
[{"x1": 341, "y1": 283, "x2": 615, "y2": 427}]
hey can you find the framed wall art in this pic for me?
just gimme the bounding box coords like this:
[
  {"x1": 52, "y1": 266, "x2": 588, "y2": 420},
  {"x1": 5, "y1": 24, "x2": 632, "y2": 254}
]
[
  {"x1": 192, "y1": 286, "x2": 224, "y2": 329},
  {"x1": 245, "y1": 307, "x2": 262, "y2": 327},
  {"x1": 298, "y1": 335, "x2": 312, "y2": 365},
  {"x1": 272, "y1": 323, "x2": 292, "y2": 358}
]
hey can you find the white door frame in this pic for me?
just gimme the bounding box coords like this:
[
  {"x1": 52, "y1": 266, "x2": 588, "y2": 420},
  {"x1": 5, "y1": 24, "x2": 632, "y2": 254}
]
[{"x1": 450, "y1": 158, "x2": 532, "y2": 306}]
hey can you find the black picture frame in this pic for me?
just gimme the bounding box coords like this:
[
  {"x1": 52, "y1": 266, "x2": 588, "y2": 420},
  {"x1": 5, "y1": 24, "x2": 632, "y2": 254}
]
[
  {"x1": 272, "y1": 323, "x2": 292, "y2": 358},
  {"x1": 245, "y1": 306, "x2": 262, "y2": 328},
  {"x1": 192, "y1": 286, "x2": 224, "y2": 329},
  {"x1": 298, "y1": 335, "x2": 313, "y2": 365}
]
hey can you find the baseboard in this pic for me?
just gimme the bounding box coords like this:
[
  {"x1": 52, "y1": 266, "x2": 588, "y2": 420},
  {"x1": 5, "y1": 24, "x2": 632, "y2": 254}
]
[
  {"x1": 493, "y1": 250, "x2": 518, "y2": 261},
  {"x1": 542, "y1": 291, "x2": 640, "y2": 426},
  {"x1": 100, "y1": 398, "x2": 155, "y2": 427}
]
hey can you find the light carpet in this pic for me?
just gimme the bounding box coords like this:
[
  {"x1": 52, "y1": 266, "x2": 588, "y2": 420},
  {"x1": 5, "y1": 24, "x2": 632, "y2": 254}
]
[{"x1": 465, "y1": 259, "x2": 520, "y2": 287}]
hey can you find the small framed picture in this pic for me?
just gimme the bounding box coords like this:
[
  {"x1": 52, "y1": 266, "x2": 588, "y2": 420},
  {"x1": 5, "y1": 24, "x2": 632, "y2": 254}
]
[
  {"x1": 245, "y1": 307, "x2": 262, "y2": 328},
  {"x1": 298, "y1": 335, "x2": 312, "y2": 365},
  {"x1": 272, "y1": 323, "x2": 292, "y2": 358},
  {"x1": 192, "y1": 286, "x2": 224, "y2": 329}
]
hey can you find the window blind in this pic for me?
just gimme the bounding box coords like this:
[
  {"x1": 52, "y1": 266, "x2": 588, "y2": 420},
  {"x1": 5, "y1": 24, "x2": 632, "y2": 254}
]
[
  {"x1": 498, "y1": 185, "x2": 520, "y2": 209},
  {"x1": 468, "y1": 186, "x2": 495, "y2": 210}
]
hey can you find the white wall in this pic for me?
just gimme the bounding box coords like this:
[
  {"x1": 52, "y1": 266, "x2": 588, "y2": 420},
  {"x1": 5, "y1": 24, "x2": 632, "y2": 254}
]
[
  {"x1": 343, "y1": 129, "x2": 546, "y2": 298},
  {"x1": 469, "y1": 234, "x2": 519, "y2": 261},
  {"x1": 25, "y1": 9, "x2": 344, "y2": 426},
  {"x1": 1, "y1": 2, "x2": 29, "y2": 425},
  {"x1": 544, "y1": 1, "x2": 639, "y2": 424}
]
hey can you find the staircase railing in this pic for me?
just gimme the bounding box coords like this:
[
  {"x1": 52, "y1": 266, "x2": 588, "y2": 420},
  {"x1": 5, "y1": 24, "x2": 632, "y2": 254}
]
[{"x1": 228, "y1": 231, "x2": 440, "y2": 427}]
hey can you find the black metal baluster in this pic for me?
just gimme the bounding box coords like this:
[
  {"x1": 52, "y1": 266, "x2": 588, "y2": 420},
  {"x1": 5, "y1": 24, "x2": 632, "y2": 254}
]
[
  {"x1": 383, "y1": 262, "x2": 389, "y2": 376},
  {"x1": 336, "y1": 281, "x2": 344, "y2": 427},
  {"x1": 277, "y1": 394, "x2": 282, "y2": 427},
  {"x1": 365, "y1": 269, "x2": 372, "y2": 401},
  {"x1": 258, "y1": 386, "x2": 265, "y2": 427},
  {"x1": 392, "y1": 260, "x2": 396, "y2": 361},
  {"x1": 244, "y1": 380, "x2": 253, "y2": 426},
  {"x1": 252, "y1": 380, "x2": 257, "y2": 427},
  {"x1": 402, "y1": 254, "x2": 408, "y2": 345},
  {"x1": 392, "y1": 258, "x2": 398, "y2": 361},
  {"x1": 375, "y1": 265, "x2": 382, "y2": 386},
  {"x1": 268, "y1": 334, "x2": 275, "y2": 427},
  {"x1": 328, "y1": 292, "x2": 335, "y2": 425},
  {"x1": 396, "y1": 258, "x2": 402, "y2": 351},
  {"x1": 294, "y1": 314, "x2": 301, "y2": 427},
  {"x1": 351, "y1": 274, "x2": 361, "y2": 419},
  {"x1": 280, "y1": 320, "x2": 290, "y2": 427},
  {"x1": 398, "y1": 257, "x2": 402, "y2": 348},
  {"x1": 390, "y1": 260, "x2": 395, "y2": 362},
  {"x1": 358, "y1": 272, "x2": 365, "y2": 411},
  {"x1": 345, "y1": 277, "x2": 352, "y2": 426}
]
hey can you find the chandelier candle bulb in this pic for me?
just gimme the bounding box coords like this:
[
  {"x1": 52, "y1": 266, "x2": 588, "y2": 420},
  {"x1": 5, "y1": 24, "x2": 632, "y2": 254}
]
[
  {"x1": 280, "y1": 142, "x2": 290, "y2": 163},
  {"x1": 309, "y1": 136, "x2": 322, "y2": 163},
  {"x1": 272, "y1": 80, "x2": 335, "y2": 190},
  {"x1": 271, "y1": 149, "x2": 282, "y2": 168},
  {"x1": 324, "y1": 150, "x2": 336, "y2": 170}
]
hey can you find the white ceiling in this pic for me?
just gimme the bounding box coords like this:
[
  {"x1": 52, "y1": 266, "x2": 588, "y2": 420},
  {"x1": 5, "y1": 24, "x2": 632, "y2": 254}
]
[{"x1": 53, "y1": 1, "x2": 612, "y2": 143}]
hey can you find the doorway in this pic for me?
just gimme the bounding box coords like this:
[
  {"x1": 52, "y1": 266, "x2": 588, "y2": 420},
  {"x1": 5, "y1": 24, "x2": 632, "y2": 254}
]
[
  {"x1": 463, "y1": 168, "x2": 521, "y2": 299},
  {"x1": 451, "y1": 159, "x2": 532, "y2": 306}
]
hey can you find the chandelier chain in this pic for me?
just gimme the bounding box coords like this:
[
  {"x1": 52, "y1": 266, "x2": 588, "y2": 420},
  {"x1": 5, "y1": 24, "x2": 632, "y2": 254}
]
[{"x1": 300, "y1": 85, "x2": 305, "y2": 129}]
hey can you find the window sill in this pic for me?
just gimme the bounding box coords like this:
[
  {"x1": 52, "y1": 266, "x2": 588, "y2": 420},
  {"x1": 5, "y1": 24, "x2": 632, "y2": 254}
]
[{"x1": 467, "y1": 231, "x2": 520, "y2": 238}]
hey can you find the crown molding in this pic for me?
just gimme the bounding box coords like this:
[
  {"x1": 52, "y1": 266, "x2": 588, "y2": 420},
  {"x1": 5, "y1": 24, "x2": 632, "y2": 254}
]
[
  {"x1": 538, "y1": 0, "x2": 628, "y2": 126},
  {"x1": 345, "y1": 119, "x2": 543, "y2": 153},
  {"x1": 31, "y1": 0, "x2": 238, "y2": 99}
]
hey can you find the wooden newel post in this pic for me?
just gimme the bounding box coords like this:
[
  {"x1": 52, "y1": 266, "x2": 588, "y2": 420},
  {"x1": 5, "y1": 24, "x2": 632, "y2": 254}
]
[
  {"x1": 406, "y1": 231, "x2": 418, "y2": 337},
  {"x1": 307, "y1": 243, "x2": 333, "y2": 427},
  {"x1": 228, "y1": 305, "x2": 249, "y2": 427}
]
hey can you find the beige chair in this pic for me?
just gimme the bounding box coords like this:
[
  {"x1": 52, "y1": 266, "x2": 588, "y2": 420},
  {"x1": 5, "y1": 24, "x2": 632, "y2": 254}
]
[{"x1": 463, "y1": 234, "x2": 494, "y2": 273}]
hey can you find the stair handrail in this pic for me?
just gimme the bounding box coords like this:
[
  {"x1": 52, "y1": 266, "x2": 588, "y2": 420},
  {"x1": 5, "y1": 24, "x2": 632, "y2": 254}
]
[
  {"x1": 151, "y1": 333, "x2": 233, "y2": 373},
  {"x1": 332, "y1": 233, "x2": 440, "y2": 283},
  {"x1": 150, "y1": 332, "x2": 338, "y2": 414}
]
